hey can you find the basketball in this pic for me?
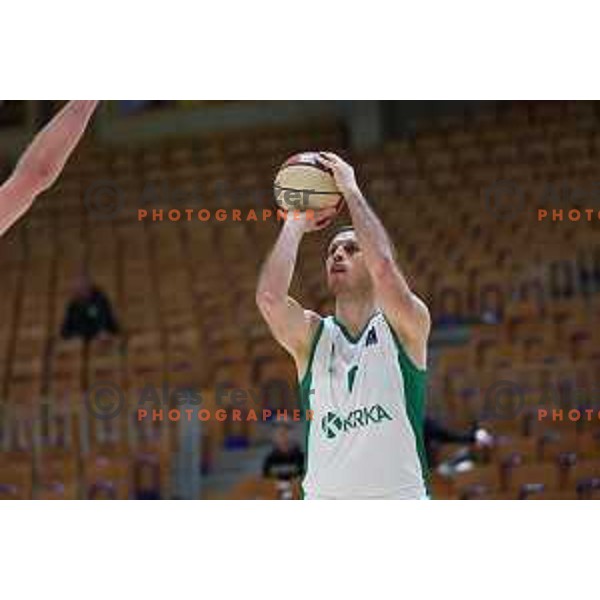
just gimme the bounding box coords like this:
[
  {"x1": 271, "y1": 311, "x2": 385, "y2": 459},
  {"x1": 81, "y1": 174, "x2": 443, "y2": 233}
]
[{"x1": 274, "y1": 151, "x2": 344, "y2": 212}]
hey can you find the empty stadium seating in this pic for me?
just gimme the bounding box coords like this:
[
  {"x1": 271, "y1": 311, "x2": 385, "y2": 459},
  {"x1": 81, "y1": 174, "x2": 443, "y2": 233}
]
[{"x1": 1, "y1": 101, "x2": 599, "y2": 499}]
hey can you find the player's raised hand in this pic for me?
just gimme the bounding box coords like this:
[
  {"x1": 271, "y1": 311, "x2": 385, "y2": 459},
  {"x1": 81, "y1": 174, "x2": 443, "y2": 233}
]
[
  {"x1": 304, "y1": 206, "x2": 338, "y2": 232},
  {"x1": 287, "y1": 206, "x2": 338, "y2": 234},
  {"x1": 317, "y1": 152, "x2": 359, "y2": 196}
]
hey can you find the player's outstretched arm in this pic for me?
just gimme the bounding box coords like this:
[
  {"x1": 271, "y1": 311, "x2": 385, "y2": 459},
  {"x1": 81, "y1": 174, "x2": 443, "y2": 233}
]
[
  {"x1": 256, "y1": 209, "x2": 336, "y2": 372},
  {"x1": 0, "y1": 100, "x2": 99, "y2": 237},
  {"x1": 318, "y1": 152, "x2": 430, "y2": 362}
]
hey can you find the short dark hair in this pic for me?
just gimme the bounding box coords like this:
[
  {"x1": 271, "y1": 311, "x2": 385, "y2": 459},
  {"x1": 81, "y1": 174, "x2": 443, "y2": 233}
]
[
  {"x1": 326, "y1": 225, "x2": 355, "y2": 251},
  {"x1": 325, "y1": 225, "x2": 399, "y2": 261}
]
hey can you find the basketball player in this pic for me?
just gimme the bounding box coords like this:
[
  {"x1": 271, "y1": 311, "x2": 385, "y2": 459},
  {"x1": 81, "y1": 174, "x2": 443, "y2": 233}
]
[
  {"x1": 0, "y1": 100, "x2": 99, "y2": 237},
  {"x1": 256, "y1": 152, "x2": 431, "y2": 499}
]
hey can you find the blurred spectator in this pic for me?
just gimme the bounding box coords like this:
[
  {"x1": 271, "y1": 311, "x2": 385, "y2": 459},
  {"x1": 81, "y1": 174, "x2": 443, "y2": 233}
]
[
  {"x1": 262, "y1": 424, "x2": 305, "y2": 482},
  {"x1": 60, "y1": 270, "x2": 120, "y2": 342},
  {"x1": 134, "y1": 456, "x2": 161, "y2": 500},
  {"x1": 425, "y1": 416, "x2": 493, "y2": 470}
]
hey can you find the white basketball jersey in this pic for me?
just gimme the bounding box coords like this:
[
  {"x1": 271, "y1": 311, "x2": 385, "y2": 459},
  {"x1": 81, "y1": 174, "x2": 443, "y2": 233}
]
[{"x1": 299, "y1": 313, "x2": 428, "y2": 499}]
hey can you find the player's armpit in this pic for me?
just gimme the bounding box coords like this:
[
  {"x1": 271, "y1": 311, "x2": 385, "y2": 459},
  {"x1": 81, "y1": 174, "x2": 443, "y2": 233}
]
[{"x1": 256, "y1": 293, "x2": 321, "y2": 363}]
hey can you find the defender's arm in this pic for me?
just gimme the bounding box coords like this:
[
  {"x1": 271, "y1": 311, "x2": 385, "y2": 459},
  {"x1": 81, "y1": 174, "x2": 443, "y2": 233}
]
[{"x1": 0, "y1": 100, "x2": 99, "y2": 236}]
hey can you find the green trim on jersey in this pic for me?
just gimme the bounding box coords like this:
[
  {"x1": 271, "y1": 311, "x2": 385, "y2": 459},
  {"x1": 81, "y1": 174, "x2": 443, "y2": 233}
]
[
  {"x1": 333, "y1": 313, "x2": 379, "y2": 344},
  {"x1": 383, "y1": 317, "x2": 431, "y2": 495},
  {"x1": 299, "y1": 319, "x2": 325, "y2": 500}
]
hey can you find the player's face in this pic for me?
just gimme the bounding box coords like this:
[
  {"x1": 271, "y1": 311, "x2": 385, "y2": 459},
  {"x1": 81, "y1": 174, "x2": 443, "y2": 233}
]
[
  {"x1": 274, "y1": 426, "x2": 290, "y2": 450},
  {"x1": 73, "y1": 270, "x2": 92, "y2": 298},
  {"x1": 325, "y1": 231, "x2": 372, "y2": 295}
]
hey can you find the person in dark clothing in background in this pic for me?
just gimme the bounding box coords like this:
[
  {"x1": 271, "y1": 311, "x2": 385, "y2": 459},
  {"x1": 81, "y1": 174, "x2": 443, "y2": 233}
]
[
  {"x1": 61, "y1": 270, "x2": 120, "y2": 342},
  {"x1": 262, "y1": 424, "x2": 305, "y2": 482},
  {"x1": 134, "y1": 456, "x2": 161, "y2": 500},
  {"x1": 425, "y1": 416, "x2": 493, "y2": 470}
]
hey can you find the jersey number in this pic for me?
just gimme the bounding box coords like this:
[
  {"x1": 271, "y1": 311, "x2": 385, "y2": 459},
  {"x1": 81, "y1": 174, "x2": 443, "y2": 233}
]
[{"x1": 347, "y1": 365, "x2": 358, "y2": 393}]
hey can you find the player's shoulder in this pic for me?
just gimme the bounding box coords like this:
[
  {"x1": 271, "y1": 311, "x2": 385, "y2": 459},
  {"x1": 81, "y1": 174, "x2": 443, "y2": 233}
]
[{"x1": 381, "y1": 293, "x2": 431, "y2": 335}]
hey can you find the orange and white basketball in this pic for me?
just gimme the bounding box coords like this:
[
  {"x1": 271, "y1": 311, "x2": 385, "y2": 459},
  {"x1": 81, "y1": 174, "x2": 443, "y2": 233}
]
[{"x1": 274, "y1": 151, "x2": 344, "y2": 212}]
